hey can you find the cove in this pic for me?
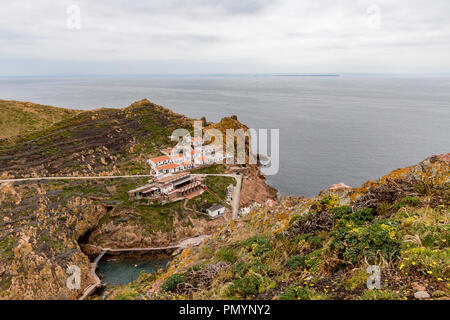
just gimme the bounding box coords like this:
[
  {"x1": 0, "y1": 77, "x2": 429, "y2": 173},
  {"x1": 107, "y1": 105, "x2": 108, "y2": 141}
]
[{"x1": 97, "y1": 256, "x2": 171, "y2": 286}]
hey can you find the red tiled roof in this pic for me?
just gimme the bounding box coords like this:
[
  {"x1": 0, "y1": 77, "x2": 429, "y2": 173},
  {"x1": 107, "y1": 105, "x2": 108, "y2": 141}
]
[
  {"x1": 157, "y1": 163, "x2": 180, "y2": 170},
  {"x1": 150, "y1": 155, "x2": 170, "y2": 163}
]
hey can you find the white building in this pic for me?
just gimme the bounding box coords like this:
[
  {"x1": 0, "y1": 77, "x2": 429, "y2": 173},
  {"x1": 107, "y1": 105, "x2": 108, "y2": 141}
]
[
  {"x1": 148, "y1": 155, "x2": 171, "y2": 168},
  {"x1": 206, "y1": 204, "x2": 226, "y2": 218},
  {"x1": 149, "y1": 136, "x2": 229, "y2": 176}
]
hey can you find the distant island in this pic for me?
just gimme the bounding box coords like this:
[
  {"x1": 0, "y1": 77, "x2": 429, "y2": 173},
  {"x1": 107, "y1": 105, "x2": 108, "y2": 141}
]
[{"x1": 273, "y1": 74, "x2": 340, "y2": 77}]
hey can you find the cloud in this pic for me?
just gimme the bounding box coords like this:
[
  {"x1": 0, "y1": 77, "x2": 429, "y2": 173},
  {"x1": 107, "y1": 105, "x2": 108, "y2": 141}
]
[{"x1": 0, "y1": 0, "x2": 449, "y2": 74}]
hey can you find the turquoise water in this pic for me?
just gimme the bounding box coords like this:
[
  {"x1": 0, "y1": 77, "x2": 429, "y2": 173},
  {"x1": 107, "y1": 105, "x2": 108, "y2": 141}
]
[{"x1": 97, "y1": 257, "x2": 171, "y2": 286}]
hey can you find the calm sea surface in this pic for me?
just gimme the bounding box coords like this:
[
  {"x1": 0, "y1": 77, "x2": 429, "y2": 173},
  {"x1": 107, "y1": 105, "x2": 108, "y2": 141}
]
[
  {"x1": 97, "y1": 257, "x2": 170, "y2": 286},
  {"x1": 1, "y1": 74, "x2": 449, "y2": 197}
]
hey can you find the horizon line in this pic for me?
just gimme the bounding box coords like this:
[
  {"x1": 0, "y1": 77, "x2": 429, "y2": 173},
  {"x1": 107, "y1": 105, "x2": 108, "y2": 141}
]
[{"x1": 1, "y1": 72, "x2": 450, "y2": 78}]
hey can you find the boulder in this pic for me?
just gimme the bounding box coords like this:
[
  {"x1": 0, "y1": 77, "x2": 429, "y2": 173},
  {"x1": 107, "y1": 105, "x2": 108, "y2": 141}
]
[{"x1": 414, "y1": 291, "x2": 430, "y2": 300}]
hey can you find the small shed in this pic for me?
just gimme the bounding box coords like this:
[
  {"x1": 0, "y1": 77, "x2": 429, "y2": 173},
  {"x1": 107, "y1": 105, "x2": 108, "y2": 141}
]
[{"x1": 206, "y1": 204, "x2": 226, "y2": 218}]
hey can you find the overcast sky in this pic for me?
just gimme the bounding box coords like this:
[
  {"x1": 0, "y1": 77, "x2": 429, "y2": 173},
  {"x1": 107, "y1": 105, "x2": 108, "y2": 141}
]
[{"x1": 1, "y1": 0, "x2": 450, "y2": 75}]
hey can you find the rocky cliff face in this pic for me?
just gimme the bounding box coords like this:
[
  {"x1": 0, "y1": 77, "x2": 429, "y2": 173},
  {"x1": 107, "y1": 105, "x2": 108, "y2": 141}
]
[{"x1": 0, "y1": 181, "x2": 105, "y2": 299}]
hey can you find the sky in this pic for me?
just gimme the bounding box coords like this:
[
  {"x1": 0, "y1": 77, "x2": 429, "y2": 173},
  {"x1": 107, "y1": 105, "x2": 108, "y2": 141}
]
[{"x1": 1, "y1": 0, "x2": 450, "y2": 75}]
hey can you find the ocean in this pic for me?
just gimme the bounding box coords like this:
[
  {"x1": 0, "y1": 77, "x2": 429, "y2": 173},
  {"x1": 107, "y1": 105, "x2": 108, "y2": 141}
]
[{"x1": 0, "y1": 74, "x2": 449, "y2": 197}]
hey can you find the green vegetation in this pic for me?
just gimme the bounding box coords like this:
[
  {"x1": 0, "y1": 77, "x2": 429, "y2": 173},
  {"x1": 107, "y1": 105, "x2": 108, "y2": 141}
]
[
  {"x1": 233, "y1": 261, "x2": 271, "y2": 277},
  {"x1": 360, "y1": 289, "x2": 401, "y2": 300},
  {"x1": 330, "y1": 219, "x2": 401, "y2": 264},
  {"x1": 216, "y1": 247, "x2": 239, "y2": 263},
  {"x1": 0, "y1": 99, "x2": 80, "y2": 140},
  {"x1": 330, "y1": 205, "x2": 353, "y2": 218},
  {"x1": 186, "y1": 190, "x2": 220, "y2": 212},
  {"x1": 205, "y1": 176, "x2": 235, "y2": 199},
  {"x1": 161, "y1": 274, "x2": 186, "y2": 291},
  {"x1": 286, "y1": 255, "x2": 307, "y2": 270},
  {"x1": 335, "y1": 208, "x2": 375, "y2": 227},
  {"x1": 242, "y1": 236, "x2": 272, "y2": 257},
  {"x1": 393, "y1": 196, "x2": 421, "y2": 208},
  {"x1": 113, "y1": 286, "x2": 140, "y2": 300},
  {"x1": 278, "y1": 286, "x2": 314, "y2": 300},
  {"x1": 0, "y1": 236, "x2": 16, "y2": 260},
  {"x1": 311, "y1": 195, "x2": 339, "y2": 213},
  {"x1": 230, "y1": 274, "x2": 276, "y2": 299},
  {"x1": 342, "y1": 269, "x2": 369, "y2": 291},
  {"x1": 191, "y1": 164, "x2": 227, "y2": 174},
  {"x1": 136, "y1": 201, "x2": 182, "y2": 234}
]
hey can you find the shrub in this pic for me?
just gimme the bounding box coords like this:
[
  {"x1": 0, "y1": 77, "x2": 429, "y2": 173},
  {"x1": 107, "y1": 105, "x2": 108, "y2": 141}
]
[
  {"x1": 233, "y1": 262, "x2": 248, "y2": 277},
  {"x1": 161, "y1": 274, "x2": 185, "y2": 291},
  {"x1": 231, "y1": 275, "x2": 260, "y2": 298},
  {"x1": 278, "y1": 286, "x2": 313, "y2": 300},
  {"x1": 337, "y1": 208, "x2": 374, "y2": 227},
  {"x1": 330, "y1": 205, "x2": 353, "y2": 219},
  {"x1": 330, "y1": 219, "x2": 401, "y2": 264},
  {"x1": 295, "y1": 233, "x2": 323, "y2": 249},
  {"x1": 233, "y1": 261, "x2": 271, "y2": 277},
  {"x1": 304, "y1": 249, "x2": 323, "y2": 273},
  {"x1": 289, "y1": 215, "x2": 303, "y2": 226},
  {"x1": 231, "y1": 271, "x2": 276, "y2": 298},
  {"x1": 286, "y1": 255, "x2": 307, "y2": 270},
  {"x1": 249, "y1": 261, "x2": 271, "y2": 275},
  {"x1": 244, "y1": 236, "x2": 272, "y2": 256},
  {"x1": 394, "y1": 196, "x2": 421, "y2": 209},
  {"x1": 187, "y1": 265, "x2": 201, "y2": 272},
  {"x1": 376, "y1": 201, "x2": 392, "y2": 215},
  {"x1": 312, "y1": 195, "x2": 339, "y2": 213},
  {"x1": 308, "y1": 235, "x2": 323, "y2": 248},
  {"x1": 216, "y1": 248, "x2": 238, "y2": 263},
  {"x1": 342, "y1": 269, "x2": 368, "y2": 291}
]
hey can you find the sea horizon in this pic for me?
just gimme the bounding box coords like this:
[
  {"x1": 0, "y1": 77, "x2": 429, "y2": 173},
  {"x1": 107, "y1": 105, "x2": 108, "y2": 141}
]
[{"x1": 2, "y1": 74, "x2": 449, "y2": 197}]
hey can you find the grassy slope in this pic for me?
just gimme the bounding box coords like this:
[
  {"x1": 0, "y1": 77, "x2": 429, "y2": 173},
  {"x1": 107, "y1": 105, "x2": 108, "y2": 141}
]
[
  {"x1": 110, "y1": 155, "x2": 449, "y2": 300},
  {"x1": 0, "y1": 99, "x2": 193, "y2": 178},
  {"x1": 0, "y1": 100, "x2": 80, "y2": 140}
]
